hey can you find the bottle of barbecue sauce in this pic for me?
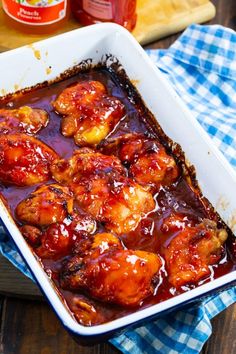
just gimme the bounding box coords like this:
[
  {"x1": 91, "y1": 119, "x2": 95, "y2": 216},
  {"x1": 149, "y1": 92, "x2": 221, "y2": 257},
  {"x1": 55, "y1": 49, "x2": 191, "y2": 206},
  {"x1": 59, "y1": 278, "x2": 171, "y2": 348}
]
[
  {"x1": 71, "y1": 0, "x2": 137, "y2": 32},
  {"x1": 2, "y1": 0, "x2": 69, "y2": 34}
]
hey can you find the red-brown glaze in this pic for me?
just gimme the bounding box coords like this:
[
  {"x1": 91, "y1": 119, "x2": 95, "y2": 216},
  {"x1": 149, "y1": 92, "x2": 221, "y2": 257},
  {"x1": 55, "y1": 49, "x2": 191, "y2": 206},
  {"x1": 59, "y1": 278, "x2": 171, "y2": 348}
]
[
  {"x1": 0, "y1": 134, "x2": 58, "y2": 186},
  {"x1": 21, "y1": 212, "x2": 96, "y2": 259},
  {"x1": 161, "y1": 217, "x2": 228, "y2": 288},
  {"x1": 50, "y1": 147, "x2": 126, "y2": 184},
  {"x1": 61, "y1": 232, "x2": 162, "y2": 307},
  {"x1": 16, "y1": 184, "x2": 74, "y2": 226},
  {"x1": 0, "y1": 106, "x2": 49, "y2": 134},
  {"x1": 51, "y1": 149, "x2": 155, "y2": 234},
  {"x1": 0, "y1": 68, "x2": 235, "y2": 327},
  {"x1": 100, "y1": 133, "x2": 179, "y2": 192},
  {"x1": 52, "y1": 80, "x2": 125, "y2": 146}
]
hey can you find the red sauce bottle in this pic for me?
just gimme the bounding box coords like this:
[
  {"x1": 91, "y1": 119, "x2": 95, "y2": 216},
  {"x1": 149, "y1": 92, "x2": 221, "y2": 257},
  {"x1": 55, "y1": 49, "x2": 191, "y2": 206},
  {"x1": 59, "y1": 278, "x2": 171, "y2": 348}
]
[{"x1": 71, "y1": 0, "x2": 137, "y2": 32}]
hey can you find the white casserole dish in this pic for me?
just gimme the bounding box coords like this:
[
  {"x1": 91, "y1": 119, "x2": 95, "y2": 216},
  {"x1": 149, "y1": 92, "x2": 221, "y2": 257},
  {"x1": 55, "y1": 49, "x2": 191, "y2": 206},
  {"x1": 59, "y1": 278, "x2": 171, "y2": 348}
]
[{"x1": 0, "y1": 23, "x2": 235, "y2": 340}]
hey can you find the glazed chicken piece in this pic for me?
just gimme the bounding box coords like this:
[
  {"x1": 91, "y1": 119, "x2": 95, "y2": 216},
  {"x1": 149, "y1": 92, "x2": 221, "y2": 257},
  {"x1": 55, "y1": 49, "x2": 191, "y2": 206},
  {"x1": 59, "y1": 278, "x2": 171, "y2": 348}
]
[
  {"x1": 0, "y1": 106, "x2": 49, "y2": 134},
  {"x1": 0, "y1": 134, "x2": 58, "y2": 186},
  {"x1": 60, "y1": 233, "x2": 162, "y2": 307},
  {"x1": 20, "y1": 212, "x2": 96, "y2": 259},
  {"x1": 68, "y1": 296, "x2": 106, "y2": 326},
  {"x1": 160, "y1": 213, "x2": 195, "y2": 233},
  {"x1": 72, "y1": 175, "x2": 155, "y2": 234},
  {"x1": 52, "y1": 80, "x2": 106, "y2": 115},
  {"x1": 16, "y1": 184, "x2": 74, "y2": 226},
  {"x1": 100, "y1": 133, "x2": 179, "y2": 191},
  {"x1": 161, "y1": 217, "x2": 228, "y2": 288},
  {"x1": 51, "y1": 147, "x2": 126, "y2": 184},
  {"x1": 52, "y1": 81, "x2": 125, "y2": 146},
  {"x1": 20, "y1": 225, "x2": 42, "y2": 247},
  {"x1": 51, "y1": 149, "x2": 155, "y2": 234}
]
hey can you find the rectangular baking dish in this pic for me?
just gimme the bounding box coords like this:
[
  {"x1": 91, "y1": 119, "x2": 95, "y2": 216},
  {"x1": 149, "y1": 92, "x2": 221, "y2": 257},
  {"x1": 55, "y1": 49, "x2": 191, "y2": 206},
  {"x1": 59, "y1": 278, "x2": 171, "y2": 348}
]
[{"x1": 0, "y1": 23, "x2": 236, "y2": 340}]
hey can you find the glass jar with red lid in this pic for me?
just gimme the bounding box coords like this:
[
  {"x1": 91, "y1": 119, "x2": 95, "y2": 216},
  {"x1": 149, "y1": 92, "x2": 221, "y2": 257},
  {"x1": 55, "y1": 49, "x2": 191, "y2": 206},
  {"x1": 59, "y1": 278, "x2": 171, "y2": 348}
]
[{"x1": 71, "y1": 0, "x2": 137, "y2": 32}]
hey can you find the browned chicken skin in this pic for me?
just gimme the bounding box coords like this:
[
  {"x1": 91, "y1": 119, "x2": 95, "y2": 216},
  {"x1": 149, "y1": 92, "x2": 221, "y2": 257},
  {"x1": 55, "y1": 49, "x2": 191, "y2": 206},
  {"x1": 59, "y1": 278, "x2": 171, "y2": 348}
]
[
  {"x1": 51, "y1": 149, "x2": 155, "y2": 234},
  {"x1": 0, "y1": 106, "x2": 49, "y2": 134},
  {"x1": 20, "y1": 212, "x2": 96, "y2": 259},
  {"x1": 72, "y1": 175, "x2": 155, "y2": 234},
  {"x1": 161, "y1": 215, "x2": 228, "y2": 288},
  {"x1": 60, "y1": 233, "x2": 162, "y2": 307},
  {"x1": 52, "y1": 81, "x2": 125, "y2": 146},
  {"x1": 51, "y1": 147, "x2": 126, "y2": 184},
  {"x1": 16, "y1": 184, "x2": 74, "y2": 226},
  {"x1": 53, "y1": 81, "x2": 106, "y2": 115},
  {"x1": 0, "y1": 134, "x2": 58, "y2": 186},
  {"x1": 100, "y1": 133, "x2": 179, "y2": 191}
]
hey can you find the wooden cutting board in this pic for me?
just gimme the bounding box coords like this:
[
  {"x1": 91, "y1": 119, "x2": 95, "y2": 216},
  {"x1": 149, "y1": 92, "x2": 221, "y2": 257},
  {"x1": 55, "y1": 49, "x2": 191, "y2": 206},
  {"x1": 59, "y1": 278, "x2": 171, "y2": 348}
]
[{"x1": 0, "y1": 0, "x2": 215, "y2": 50}]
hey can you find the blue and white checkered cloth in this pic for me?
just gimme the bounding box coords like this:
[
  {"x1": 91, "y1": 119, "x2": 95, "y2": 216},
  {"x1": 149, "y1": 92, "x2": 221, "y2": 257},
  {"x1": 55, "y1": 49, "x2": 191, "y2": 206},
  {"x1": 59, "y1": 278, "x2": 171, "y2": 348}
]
[
  {"x1": 111, "y1": 24, "x2": 236, "y2": 353},
  {"x1": 0, "y1": 24, "x2": 236, "y2": 354}
]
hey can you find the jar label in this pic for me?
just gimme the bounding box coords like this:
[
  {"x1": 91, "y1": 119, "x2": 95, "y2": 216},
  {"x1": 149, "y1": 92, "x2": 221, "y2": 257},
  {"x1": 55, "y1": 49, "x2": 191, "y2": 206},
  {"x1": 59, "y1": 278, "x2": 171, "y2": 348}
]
[
  {"x1": 2, "y1": 0, "x2": 67, "y2": 25},
  {"x1": 83, "y1": 0, "x2": 113, "y2": 20}
]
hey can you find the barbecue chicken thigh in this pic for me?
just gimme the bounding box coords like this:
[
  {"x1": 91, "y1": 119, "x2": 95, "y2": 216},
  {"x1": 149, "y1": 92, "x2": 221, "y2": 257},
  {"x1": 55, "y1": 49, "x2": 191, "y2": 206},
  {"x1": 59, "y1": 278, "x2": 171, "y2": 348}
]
[
  {"x1": 50, "y1": 147, "x2": 126, "y2": 184},
  {"x1": 20, "y1": 212, "x2": 96, "y2": 259},
  {"x1": 100, "y1": 133, "x2": 179, "y2": 191},
  {"x1": 16, "y1": 184, "x2": 74, "y2": 226},
  {"x1": 51, "y1": 149, "x2": 155, "y2": 234},
  {"x1": 0, "y1": 106, "x2": 49, "y2": 134},
  {"x1": 52, "y1": 81, "x2": 125, "y2": 146},
  {"x1": 0, "y1": 134, "x2": 58, "y2": 186},
  {"x1": 161, "y1": 215, "x2": 228, "y2": 288},
  {"x1": 61, "y1": 232, "x2": 162, "y2": 306}
]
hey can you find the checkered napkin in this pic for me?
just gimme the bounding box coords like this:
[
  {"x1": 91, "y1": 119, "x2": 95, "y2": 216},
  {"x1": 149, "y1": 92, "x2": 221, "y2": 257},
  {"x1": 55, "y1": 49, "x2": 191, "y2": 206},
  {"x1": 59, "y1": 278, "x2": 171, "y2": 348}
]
[
  {"x1": 0, "y1": 24, "x2": 236, "y2": 354},
  {"x1": 111, "y1": 24, "x2": 236, "y2": 353}
]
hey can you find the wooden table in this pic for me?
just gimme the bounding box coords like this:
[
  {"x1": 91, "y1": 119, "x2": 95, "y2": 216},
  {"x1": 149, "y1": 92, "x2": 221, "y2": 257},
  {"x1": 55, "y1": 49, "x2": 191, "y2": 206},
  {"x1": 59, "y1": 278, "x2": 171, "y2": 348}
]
[{"x1": 0, "y1": 0, "x2": 236, "y2": 353}]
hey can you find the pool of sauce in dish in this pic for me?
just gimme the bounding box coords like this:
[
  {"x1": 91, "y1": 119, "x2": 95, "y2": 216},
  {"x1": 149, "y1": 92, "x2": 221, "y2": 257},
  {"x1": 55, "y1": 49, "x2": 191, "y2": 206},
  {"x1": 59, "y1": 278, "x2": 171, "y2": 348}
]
[{"x1": 0, "y1": 68, "x2": 235, "y2": 326}]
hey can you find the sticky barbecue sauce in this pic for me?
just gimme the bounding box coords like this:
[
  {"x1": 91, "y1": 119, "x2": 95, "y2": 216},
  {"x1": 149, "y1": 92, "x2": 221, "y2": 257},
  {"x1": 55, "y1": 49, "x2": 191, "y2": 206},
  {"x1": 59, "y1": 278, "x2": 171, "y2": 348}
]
[{"x1": 0, "y1": 66, "x2": 235, "y2": 326}]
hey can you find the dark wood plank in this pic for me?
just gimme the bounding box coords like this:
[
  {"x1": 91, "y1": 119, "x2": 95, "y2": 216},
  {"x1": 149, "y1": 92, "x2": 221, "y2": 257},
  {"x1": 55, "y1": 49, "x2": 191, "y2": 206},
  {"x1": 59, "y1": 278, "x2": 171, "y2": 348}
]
[
  {"x1": 1, "y1": 296, "x2": 236, "y2": 354},
  {"x1": 0, "y1": 297, "x2": 120, "y2": 354},
  {"x1": 0, "y1": 296, "x2": 6, "y2": 354},
  {"x1": 0, "y1": 256, "x2": 42, "y2": 299},
  {"x1": 146, "y1": 0, "x2": 236, "y2": 50},
  {"x1": 212, "y1": 0, "x2": 236, "y2": 30},
  {"x1": 202, "y1": 304, "x2": 236, "y2": 354}
]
